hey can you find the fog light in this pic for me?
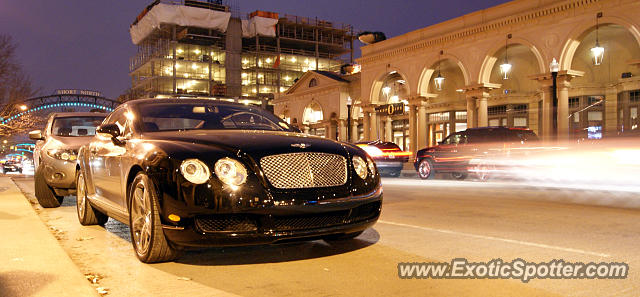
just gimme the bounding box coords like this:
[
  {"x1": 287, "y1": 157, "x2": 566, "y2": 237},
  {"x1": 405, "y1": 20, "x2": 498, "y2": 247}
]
[{"x1": 168, "y1": 214, "x2": 181, "y2": 222}]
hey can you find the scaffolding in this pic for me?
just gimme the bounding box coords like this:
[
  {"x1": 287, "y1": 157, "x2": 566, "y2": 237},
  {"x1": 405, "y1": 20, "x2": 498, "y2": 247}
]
[
  {"x1": 241, "y1": 12, "x2": 355, "y2": 101},
  {"x1": 128, "y1": 0, "x2": 355, "y2": 106}
]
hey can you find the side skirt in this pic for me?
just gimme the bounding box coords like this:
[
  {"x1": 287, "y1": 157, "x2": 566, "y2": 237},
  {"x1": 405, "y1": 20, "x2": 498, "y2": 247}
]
[{"x1": 87, "y1": 194, "x2": 129, "y2": 225}]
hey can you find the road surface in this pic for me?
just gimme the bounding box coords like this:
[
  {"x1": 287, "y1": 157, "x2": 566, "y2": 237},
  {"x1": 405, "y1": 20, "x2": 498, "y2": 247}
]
[{"x1": 11, "y1": 176, "x2": 640, "y2": 296}]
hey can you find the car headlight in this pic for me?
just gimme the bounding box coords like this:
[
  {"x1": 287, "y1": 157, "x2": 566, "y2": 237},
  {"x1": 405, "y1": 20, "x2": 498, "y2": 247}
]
[
  {"x1": 367, "y1": 157, "x2": 377, "y2": 176},
  {"x1": 352, "y1": 155, "x2": 368, "y2": 180},
  {"x1": 47, "y1": 149, "x2": 77, "y2": 161},
  {"x1": 214, "y1": 157, "x2": 247, "y2": 187},
  {"x1": 180, "y1": 159, "x2": 210, "y2": 184}
]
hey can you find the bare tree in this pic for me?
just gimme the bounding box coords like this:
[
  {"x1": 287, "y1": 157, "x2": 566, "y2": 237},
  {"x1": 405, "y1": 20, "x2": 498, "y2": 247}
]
[{"x1": 0, "y1": 34, "x2": 41, "y2": 137}]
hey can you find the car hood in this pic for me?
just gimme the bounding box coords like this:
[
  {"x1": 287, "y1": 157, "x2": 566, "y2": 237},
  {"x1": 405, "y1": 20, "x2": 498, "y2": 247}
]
[
  {"x1": 47, "y1": 136, "x2": 94, "y2": 150},
  {"x1": 144, "y1": 130, "x2": 349, "y2": 159}
]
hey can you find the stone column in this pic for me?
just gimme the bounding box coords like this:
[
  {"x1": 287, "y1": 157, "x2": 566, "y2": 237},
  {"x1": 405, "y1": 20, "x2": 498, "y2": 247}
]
[
  {"x1": 417, "y1": 105, "x2": 428, "y2": 149},
  {"x1": 464, "y1": 85, "x2": 498, "y2": 128},
  {"x1": 385, "y1": 117, "x2": 393, "y2": 142},
  {"x1": 530, "y1": 70, "x2": 583, "y2": 142},
  {"x1": 363, "y1": 109, "x2": 371, "y2": 140},
  {"x1": 326, "y1": 122, "x2": 334, "y2": 139},
  {"x1": 466, "y1": 97, "x2": 476, "y2": 128},
  {"x1": 604, "y1": 86, "x2": 619, "y2": 137},
  {"x1": 539, "y1": 81, "x2": 553, "y2": 140},
  {"x1": 351, "y1": 120, "x2": 359, "y2": 142},
  {"x1": 557, "y1": 80, "x2": 570, "y2": 141},
  {"x1": 370, "y1": 112, "x2": 379, "y2": 140},
  {"x1": 338, "y1": 120, "x2": 347, "y2": 141},
  {"x1": 408, "y1": 104, "x2": 418, "y2": 159},
  {"x1": 477, "y1": 97, "x2": 488, "y2": 127}
]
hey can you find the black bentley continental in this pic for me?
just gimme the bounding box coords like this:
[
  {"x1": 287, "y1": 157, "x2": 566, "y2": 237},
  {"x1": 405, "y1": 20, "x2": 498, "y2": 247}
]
[{"x1": 75, "y1": 99, "x2": 382, "y2": 263}]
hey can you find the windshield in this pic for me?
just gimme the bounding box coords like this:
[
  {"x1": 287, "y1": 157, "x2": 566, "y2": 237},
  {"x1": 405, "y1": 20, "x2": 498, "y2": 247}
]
[
  {"x1": 51, "y1": 116, "x2": 105, "y2": 137},
  {"x1": 137, "y1": 102, "x2": 293, "y2": 132}
]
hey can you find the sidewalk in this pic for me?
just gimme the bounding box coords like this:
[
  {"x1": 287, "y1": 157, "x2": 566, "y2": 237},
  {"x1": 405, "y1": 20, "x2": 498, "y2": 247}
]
[{"x1": 0, "y1": 177, "x2": 98, "y2": 297}]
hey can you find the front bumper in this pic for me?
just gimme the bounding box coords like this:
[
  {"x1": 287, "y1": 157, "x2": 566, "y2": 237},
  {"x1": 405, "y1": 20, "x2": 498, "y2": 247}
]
[
  {"x1": 40, "y1": 156, "x2": 77, "y2": 189},
  {"x1": 161, "y1": 187, "x2": 383, "y2": 247}
]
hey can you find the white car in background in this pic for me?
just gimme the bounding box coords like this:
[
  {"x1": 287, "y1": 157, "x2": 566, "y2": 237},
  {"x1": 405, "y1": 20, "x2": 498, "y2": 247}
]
[{"x1": 29, "y1": 112, "x2": 106, "y2": 207}]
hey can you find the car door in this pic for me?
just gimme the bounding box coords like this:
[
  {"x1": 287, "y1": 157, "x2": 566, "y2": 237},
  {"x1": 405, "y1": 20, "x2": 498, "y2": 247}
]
[
  {"x1": 90, "y1": 108, "x2": 129, "y2": 208},
  {"x1": 432, "y1": 133, "x2": 463, "y2": 170}
]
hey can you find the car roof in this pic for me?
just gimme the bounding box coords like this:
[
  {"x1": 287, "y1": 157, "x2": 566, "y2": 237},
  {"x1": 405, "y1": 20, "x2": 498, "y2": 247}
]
[
  {"x1": 51, "y1": 112, "x2": 108, "y2": 118},
  {"x1": 462, "y1": 127, "x2": 535, "y2": 134},
  {"x1": 123, "y1": 98, "x2": 251, "y2": 108}
]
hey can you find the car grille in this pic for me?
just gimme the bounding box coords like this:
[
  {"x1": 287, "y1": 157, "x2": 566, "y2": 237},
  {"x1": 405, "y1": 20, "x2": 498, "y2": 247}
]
[
  {"x1": 194, "y1": 202, "x2": 381, "y2": 233},
  {"x1": 260, "y1": 153, "x2": 348, "y2": 189},
  {"x1": 195, "y1": 215, "x2": 258, "y2": 233},
  {"x1": 271, "y1": 201, "x2": 381, "y2": 231}
]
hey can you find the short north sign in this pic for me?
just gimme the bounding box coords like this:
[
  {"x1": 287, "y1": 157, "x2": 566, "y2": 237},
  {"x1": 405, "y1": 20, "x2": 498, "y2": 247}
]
[
  {"x1": 54, "y1": 89, "x2": 103, "y2": 97},
  {"x1": 376, "y1": 103, "x2": 405, "y2": 116}
]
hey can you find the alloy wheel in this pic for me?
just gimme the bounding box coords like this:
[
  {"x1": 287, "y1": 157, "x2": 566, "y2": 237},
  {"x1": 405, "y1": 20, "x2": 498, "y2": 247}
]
[
  {"x1": 131, "y1": 182, "x2": 153, "y2": 256},
  {"x1": 419, "y1": 160, "x2": 431, "y2": 179},
  {"x1": 77, "y1": 172, "x2": 86, "y2": 220}
]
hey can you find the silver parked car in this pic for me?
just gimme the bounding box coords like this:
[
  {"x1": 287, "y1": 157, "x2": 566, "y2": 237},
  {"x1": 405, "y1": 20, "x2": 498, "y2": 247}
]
[{"x1": 29, "y1": 112, "x2": 106, "y2": 208}]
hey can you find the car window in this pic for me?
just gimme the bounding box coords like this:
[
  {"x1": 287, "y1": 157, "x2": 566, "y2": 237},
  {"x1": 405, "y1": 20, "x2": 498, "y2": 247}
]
[
  {"x1": 51, "y1": 116, "x2": 105, "y2": 137},
  {"x1": 137, "y1": 102, "x2": 293, "y2": 132},
  {"x1": 442, "y1": 133, "x2": 464, "y2": 145},
  {"x1": 506, "y1": 130, "x2": 539, "y2": 143}
]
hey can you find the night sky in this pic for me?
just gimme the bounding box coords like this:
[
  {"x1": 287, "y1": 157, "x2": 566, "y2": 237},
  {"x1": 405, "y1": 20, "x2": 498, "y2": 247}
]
[{"x1": 0, "y1": 0, "x2": 510, "y2": 99}]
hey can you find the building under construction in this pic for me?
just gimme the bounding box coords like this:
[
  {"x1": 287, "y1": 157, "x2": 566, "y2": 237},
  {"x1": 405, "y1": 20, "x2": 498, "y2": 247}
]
[{"x1": 128, "y1": 0, "x2": 355, "y2": 107}]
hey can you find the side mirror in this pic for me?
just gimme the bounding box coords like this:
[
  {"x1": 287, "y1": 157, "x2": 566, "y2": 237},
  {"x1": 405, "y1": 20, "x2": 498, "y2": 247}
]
[
  {"x1": 29, "y1": 130, "x2": 44, "y2": 140},
  {"x1": 97, "y1": 123, "x2": 121, "y2": 139}
]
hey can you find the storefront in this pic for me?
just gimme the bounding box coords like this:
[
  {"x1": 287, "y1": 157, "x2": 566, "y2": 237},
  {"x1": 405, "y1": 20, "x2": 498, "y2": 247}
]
[
  {"x1": 568, "y1": 95, "x2": 605, "y2": 140},
  {"x1": 276, "y1": 0, "x2": 640, "y2": 151},
  {"x1": 619, "y1": 89, "x2": 640, "y2": 133},
  {"x1": 487, "y1": 104, "x2": 529, "y2": 128},
  {"x1": 391, "y1": 119, "x2": 409, "y2": 151},
  {"x1": 427, "y1": 111, "x2": 467, "y2": 146}
]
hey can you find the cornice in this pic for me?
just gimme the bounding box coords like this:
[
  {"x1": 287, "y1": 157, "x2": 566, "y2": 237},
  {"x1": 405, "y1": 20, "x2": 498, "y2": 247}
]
[{"x1": 358, "y1": 0, "x2": 602, "y2": 65}]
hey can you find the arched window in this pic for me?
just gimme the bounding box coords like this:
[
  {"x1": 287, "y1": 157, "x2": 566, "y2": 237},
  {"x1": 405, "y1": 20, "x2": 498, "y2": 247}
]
[
  {"x1": 303, "y1": 101, "x2": 323, "y2": 124},
  {"x1": 308, "y1": 78, "x2": 318, "y2": 88}
]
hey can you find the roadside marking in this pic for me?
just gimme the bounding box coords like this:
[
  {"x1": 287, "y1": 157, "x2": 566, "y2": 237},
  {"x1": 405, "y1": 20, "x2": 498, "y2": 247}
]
[{"x1": 378, "y1": 220, "x2": 611, "y2": 258}]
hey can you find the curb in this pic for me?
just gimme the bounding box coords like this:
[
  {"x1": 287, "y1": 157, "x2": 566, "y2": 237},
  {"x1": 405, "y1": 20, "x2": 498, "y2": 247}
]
[{"x1": 0, "y1": 177, "x2": 99, "y2": 297}]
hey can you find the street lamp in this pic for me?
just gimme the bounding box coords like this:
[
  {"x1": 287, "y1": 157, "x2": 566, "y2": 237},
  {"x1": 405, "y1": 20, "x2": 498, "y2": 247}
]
[
  {"x1": 382, "y1": 86, "x2": 391, "y2": 102},
  {"x1": 550, "y1": 58, "x2": 559, "y2": 139},
  {"x1": 500, "y1": 34, "x2": 513, "y2": 80},
  {"x1": 591, "y1": 12, "x2": 604, "y2": 66},
  {"x1": 346, "y1": 96, "x2": 353, "y2": 142},
  {"x1": 434, "y1": 50, "x2": 445, "y2": 91}
]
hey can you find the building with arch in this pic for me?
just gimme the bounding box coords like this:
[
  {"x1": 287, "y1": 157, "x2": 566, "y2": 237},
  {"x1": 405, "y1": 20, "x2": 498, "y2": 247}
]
[{"x1": 276, "y1": 0, "x2": 640, "y2": 157}]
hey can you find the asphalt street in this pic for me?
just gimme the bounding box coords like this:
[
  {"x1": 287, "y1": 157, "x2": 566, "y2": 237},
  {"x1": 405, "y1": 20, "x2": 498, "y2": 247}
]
[{"x1": 10, "y1": 176, "x2": 640, "y2": 297}]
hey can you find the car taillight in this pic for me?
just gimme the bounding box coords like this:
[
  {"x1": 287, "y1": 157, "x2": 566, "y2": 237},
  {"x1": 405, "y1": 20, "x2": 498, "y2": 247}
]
[{"x1": 380, "y1": 149, "x2": 412, "y2": 157}]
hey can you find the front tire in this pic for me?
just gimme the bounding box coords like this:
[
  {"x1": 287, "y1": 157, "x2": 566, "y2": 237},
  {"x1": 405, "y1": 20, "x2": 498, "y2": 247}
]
[
  {"x1": 34, "y1": 166, "x2": 63, "y2": 208},
  {"x1": 128, "y1": 173, "x2": 179, "y2": 263},
  {"x1": 76, "y1": 170, "x2": 108, "y2": 226},
  {"x1": 417, "y1": 158, "x2": 435, "y2": 180}
]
